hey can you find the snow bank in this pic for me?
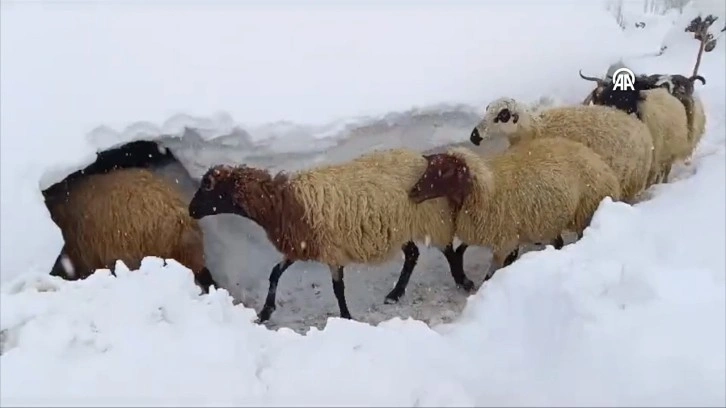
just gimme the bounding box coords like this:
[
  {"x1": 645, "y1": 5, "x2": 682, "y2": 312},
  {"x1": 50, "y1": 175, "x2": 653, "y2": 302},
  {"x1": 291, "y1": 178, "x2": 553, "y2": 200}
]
[
  {"x1": 1, "y1": 2, "x2": 634, "y2": 283},
  {"x1": 2, "y1": 4, "x2": 725, "y2": 405},
  {"x1": 2, "y1": 123, "x2": 724, "y2": 406}
]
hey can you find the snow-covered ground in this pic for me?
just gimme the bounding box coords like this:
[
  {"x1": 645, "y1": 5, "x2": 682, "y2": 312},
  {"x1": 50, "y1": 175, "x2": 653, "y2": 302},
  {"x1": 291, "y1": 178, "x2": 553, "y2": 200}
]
[{"x1": 2, "y1": 1, "x2": 725, "y2": 406}]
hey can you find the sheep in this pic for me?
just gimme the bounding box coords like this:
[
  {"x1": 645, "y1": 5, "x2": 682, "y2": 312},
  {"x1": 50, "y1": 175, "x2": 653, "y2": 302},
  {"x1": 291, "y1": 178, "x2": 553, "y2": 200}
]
[
  {"x1": 580, "y1": 61, "x2": 633, "y2": 105},
  {"x1": 654, "y1": 74, "x2": 705, "y2": 101},
  {"x1": 45, "y1": 167, "x2": 218, "y2": 293},
  {"x1": 578, "y1": 70, "x2": 662, "y2": 115},
  {"x1": 579, "y1": 70, "x2": 706, "y2": 140},
  {"x1": 469, "y1": 97, "x2": 653, "y2": 203},
  {"x1": 589, "y1": 84, "x2": 691, "y2": 184},
  {"x1": 408, "y1": 139, "x2": 621, "y2": 281},
  {"x1": 187, "y1": 148, "x2": 474, "y2": 323},
  {"x1": 654, "y1": 74, "x2": 708, "y2": 153},
  {"x1": 43, "y1": 140, "x2": 178, "y2": 208}
]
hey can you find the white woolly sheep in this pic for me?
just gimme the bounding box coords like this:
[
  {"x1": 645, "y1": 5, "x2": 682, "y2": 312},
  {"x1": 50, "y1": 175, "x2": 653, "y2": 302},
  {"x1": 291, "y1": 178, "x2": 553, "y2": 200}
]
[
  {"x1": 469, "y1": 97, "x2": 653, "y2": 203},
  {"x1": 633, "y1": 88, "x2": 692, "y2": 183},
  {"x1": 187, "y1": 148, "x2": 473, "y2": 323},
  {"x1": 45, "y1": 167, "x2": 218, "y2": 293},
  {"x1": 409, "y1": 139, "x2": 621, "y2": 280}
]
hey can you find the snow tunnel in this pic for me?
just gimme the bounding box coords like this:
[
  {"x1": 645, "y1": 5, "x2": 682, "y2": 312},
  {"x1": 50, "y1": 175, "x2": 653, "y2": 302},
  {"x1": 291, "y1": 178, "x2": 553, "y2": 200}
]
[{"x1": 32, "y1": 109, "x2": 506, "y2": 334}]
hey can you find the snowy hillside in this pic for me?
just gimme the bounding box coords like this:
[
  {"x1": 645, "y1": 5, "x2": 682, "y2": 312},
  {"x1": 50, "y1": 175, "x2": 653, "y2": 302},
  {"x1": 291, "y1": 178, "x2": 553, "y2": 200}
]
[{"x1": 2, "y1": 1, "x2": 725, "y2": 406}]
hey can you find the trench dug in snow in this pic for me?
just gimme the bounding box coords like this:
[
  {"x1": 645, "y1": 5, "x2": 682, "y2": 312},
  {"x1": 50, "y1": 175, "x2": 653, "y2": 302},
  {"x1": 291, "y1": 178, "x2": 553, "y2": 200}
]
[{"x1": 39, "y1": 113, "x2": 574, "y2": 334}]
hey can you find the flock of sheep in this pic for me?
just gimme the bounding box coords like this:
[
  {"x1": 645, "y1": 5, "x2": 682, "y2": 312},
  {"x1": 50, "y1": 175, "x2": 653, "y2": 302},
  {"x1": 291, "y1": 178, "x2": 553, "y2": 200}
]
[{"x1": 42, "y1": 59, "x2": 708, "y2": 325}]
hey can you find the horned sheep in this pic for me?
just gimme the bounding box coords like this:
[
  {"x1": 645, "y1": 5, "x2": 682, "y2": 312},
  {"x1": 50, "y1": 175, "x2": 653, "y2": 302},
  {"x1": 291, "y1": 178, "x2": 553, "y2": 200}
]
[
  {"x1": 643, "y1": 74, "x2": 707, "y2": 154},
  {"x1": 588, "y1": 84, "x2": 692, "y2": 184},
  {"x1": 187, "y1": 148, "x2": 474, "y2": 323},
  {"x1": 408, "y1": 139, "x2": 621, "y2": 280},
  {"x1": 45, "y1": 167, "x2": 218, "y2": 293},
  {"x1": 580, "y1": 71, "x2": 707, "y2": 156},
  {"x1": 469, "y1": 97, "x2": 653, "y2": 203}
]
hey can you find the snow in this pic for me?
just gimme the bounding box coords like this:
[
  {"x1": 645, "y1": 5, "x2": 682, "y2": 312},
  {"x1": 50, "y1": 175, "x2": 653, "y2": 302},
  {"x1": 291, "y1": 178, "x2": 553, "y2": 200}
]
[
  {"x1": 1, "y1": 1, "x2": 638, "y2": 284},
  {"x1": 661, "y1": 0, "x2": 726, "y2": 54},
  {"x1": 2, "y1": 1, "x2": 726, "y2": 406}
]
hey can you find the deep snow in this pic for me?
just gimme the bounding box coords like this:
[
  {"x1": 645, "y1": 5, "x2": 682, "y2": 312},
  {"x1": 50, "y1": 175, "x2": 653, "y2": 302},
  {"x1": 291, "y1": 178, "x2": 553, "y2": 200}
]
[
  {"x1": 1, "y1": 1, "x2": 641, "y2": 283},
  {"x1": 1, "y1": 1, "x2": 726, "y2": 406}
]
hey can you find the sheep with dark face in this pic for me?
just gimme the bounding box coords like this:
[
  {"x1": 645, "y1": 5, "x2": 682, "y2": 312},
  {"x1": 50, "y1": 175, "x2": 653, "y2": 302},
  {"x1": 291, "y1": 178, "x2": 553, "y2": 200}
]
[
  {"x1": 580, "y1": 70, "x2": 707, "y2": 148},
  {"x1": 45, "y1": 168, "x2": 218, "y2": 293},
  {"x1": 578, "y1": 70, "x2": 664, "y2": 118},
  {"x1": 586, "y1": 79, "x2": 693, "y2": 184},
  {"x1": 580, "y1": 61, "x2": 633, "y2": 105},
  {"x1": 188, "y1": 149, "x2": 474, "y2": 323},
  {"x1": 654, "y1": 74, "x2": 708, "y2": 151},
  {"x1": 408, "y1": 141, "x2": 620, "y2": 282},
  {"x1": 654, "y1": 74, "x2": 706, "y2": 100}
]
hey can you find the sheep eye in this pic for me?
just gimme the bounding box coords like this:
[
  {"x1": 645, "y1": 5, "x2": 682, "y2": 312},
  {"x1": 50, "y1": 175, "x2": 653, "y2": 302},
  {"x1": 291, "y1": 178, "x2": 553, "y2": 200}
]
[{"x1": 495, "y1": 108, "x2": 511, "y2": 123}]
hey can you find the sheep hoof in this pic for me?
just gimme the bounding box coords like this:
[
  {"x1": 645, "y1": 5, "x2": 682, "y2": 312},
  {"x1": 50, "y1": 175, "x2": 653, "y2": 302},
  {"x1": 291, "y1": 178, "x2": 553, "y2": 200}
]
[
  {"x1": 457, "y1": 278, "x2": 475, "y2": 292},
  {"x1": 384, "y1": 290, "x2": 404, "y2": 304},
  {"x1": 256, "y1": 307, "x2": 275, "y2": 323}
]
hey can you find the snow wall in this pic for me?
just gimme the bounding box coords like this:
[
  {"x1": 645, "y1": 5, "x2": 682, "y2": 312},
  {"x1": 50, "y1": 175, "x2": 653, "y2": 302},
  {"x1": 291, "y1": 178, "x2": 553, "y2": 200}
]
[
  {"x1": 1, "y1": 2, "x2": 639, "y2": 284},
  {"x1": 1, "y1": 2, "x2": 725, "y2": 406}
]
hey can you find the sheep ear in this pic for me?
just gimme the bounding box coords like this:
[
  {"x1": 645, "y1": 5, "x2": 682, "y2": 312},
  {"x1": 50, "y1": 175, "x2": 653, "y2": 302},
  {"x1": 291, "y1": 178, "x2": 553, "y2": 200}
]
[
  {"x1": 494, "y1": 108, "x2": 512, "y2": 123},
  {"x1": 422, "y1": 154, "x2": 437, "y2": 165}
]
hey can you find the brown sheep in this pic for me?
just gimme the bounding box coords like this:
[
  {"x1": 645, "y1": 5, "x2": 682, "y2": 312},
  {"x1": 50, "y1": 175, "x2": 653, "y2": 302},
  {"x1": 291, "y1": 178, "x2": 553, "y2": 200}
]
[
  {"x1": 409, "y1": 140, "x2": 621, "y2": 281},
  {"x1": 187, "y1": 148, "x2": 471, "y2": 323},
  {"x1": 45, "y1": 168, "x2": 217, "y2": 293}
]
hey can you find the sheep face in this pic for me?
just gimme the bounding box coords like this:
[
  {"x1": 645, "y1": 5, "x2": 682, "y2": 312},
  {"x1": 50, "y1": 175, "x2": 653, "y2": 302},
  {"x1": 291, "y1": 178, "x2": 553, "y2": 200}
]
[
  {"x1": 470, "y1": 98, "x2": 522, "y2": 146},
  {"x1": 590, "y1": 76, "x2": 664, "y2": 118},
  {"x1": 189, "y1": 165, "x2": 245, "y2": 219},
  {"x1": 659, "y1": 74, "x2": 706, "y2": 99},
  {"x1": 409, "y1": 153, "x2": 472, "y2": 211}
]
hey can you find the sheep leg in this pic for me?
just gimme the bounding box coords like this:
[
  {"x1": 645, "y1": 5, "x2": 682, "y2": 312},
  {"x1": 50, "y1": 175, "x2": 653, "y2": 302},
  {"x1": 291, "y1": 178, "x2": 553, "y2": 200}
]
[
  {"x1": 384, "y1": 241, "x2": 420, "y2": 304},
  {"x1": 257, "y1": 258, "x2": 295, "y2": 323},
  {"x1": 329, "y1": 265, "x2": 352, "y2": 319},
  {"x1": 194, "y1": 267, "x2": 218, "y2": 294},
  {"x1": 535, "y1": 235, "x2": 565, "y2": 249},
  {"x1": 49, "y1": 247, "x2": 76, "y2": 280},
  {"x1": 553, "y1": 235, "x2": 565, "y2": 250},
  {"x1": 662, "y1": 163, "x2": 672, "y2": 183},
  {"x1": 441, "y1": 243, "x2": 474, "y2": 292},
  {"x1": 484, "y1": 248, "x2": 518, "y2": 283}
]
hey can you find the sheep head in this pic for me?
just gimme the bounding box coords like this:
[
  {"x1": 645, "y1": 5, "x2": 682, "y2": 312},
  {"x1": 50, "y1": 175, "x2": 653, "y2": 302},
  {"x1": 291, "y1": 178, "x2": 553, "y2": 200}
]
[
  {"x1": 579, "y1": 69, "x2": 609, "y2": 105},
  {"x1": 661, "y1": 74, "x2": 706, "y2": 98},
  {"x1": 409, "y1": 153, "x2": 472, "y2": 212},
  {"x1": 589, "y1": 73, "x2": 670, "y2": 118},
  {"x1": 189, "y1": 164, "x2": 251, "y2": 219},
  {"x1": 470, "y1": 97, "x2": 523, "y2": 145}
]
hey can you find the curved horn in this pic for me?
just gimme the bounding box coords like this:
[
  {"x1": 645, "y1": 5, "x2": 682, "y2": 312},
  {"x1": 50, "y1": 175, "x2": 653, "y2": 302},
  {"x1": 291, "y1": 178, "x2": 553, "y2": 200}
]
[
  {"x1": 579, "y1": 69, "x2": 604, "y2": 85},
  {"x1": 689, "y1": 75, "x2": 706, "y2": 85}
]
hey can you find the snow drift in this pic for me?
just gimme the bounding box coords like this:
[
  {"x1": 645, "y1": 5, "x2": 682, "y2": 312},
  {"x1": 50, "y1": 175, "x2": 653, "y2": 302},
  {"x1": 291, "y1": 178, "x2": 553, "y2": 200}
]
[
  {"x1": 2, "y1": 118, "x2": 724, "y2": 405},
  {"x1": 1, "y1": 1, "x2": 725, "y2": 406}
]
